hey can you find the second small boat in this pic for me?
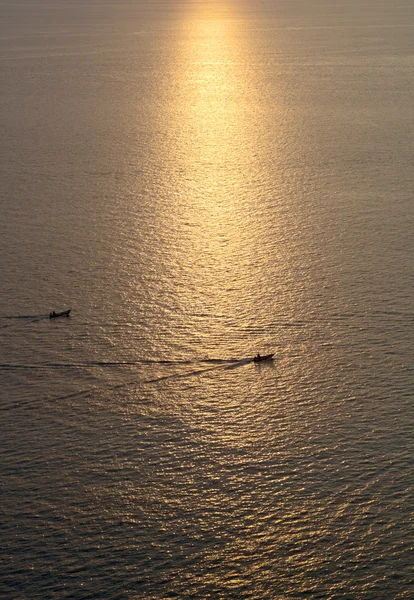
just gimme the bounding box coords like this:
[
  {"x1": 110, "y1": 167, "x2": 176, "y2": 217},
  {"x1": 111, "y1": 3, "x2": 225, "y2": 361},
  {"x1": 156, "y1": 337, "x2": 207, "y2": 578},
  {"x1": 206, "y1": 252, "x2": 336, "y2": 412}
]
[
  {"x1": 50, "y1": 309, "x2": 71, "y2": 319},
  {"x1": 253, "y1": 353, "x2": 274, "y2": 363}
]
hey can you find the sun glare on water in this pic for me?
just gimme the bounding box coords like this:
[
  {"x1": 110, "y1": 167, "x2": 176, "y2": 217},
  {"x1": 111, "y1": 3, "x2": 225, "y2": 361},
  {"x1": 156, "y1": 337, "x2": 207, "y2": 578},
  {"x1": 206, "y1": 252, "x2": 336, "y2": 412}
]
[{"x1": 143, "y1": 0, "x2": 288, "y2": 350}]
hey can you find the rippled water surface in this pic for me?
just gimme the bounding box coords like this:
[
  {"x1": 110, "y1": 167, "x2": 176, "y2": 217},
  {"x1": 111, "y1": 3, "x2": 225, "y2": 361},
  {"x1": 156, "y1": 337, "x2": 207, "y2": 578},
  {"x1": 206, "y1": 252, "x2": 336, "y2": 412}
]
[{"x1": 1, "y1": 1, "x2": 413, "y2": 598}]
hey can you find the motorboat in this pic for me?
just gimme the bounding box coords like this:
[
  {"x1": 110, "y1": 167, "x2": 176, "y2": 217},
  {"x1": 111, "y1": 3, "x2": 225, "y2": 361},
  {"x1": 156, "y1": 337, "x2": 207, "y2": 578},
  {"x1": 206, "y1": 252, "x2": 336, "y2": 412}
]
[
  {"x1": 49, "y1": 309, "x2": 71, "y2": 319},
  {"x1": 253, "y1": 353, "x2": 274, "y2": 363}
]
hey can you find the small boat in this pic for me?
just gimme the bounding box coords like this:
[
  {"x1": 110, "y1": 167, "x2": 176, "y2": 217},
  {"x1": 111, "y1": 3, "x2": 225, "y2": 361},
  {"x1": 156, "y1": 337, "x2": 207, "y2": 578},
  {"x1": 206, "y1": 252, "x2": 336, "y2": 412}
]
[
  {"x1": 253, "y1": 353, "x2": 274, "y2": 363},
  {"x1": 49, "y1": 309, "x2": 71, "y2": 319}
]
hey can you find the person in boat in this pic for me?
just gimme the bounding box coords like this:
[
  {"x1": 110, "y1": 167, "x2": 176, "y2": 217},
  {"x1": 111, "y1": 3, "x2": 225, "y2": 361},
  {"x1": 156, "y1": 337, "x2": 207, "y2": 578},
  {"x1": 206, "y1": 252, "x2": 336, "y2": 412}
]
[
  {"x1": 50, "y1": 311, "x2": 57, "y2": 318},
  {"x1": 256, "y1": 353, "x2": 261, "y2": 360}
]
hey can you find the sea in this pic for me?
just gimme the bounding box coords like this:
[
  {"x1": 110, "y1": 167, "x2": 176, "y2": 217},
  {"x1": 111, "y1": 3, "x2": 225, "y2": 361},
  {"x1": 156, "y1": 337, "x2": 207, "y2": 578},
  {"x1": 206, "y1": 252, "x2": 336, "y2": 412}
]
[{"x1": 0, "y1": 1, "x2": 413, "y2": 598}]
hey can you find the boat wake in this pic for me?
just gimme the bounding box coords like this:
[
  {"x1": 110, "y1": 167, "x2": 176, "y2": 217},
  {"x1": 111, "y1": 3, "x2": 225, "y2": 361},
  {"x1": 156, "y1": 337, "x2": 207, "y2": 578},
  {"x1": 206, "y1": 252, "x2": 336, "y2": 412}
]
[
  {"x1": 0, "y1": 358, "x2": 248, "y2": 371},
  {"x1": 0, "y1": 314, "x2": 53, "y2": 329},
  {"x1": 1, "y1": 358, "x2": 255, "y2": 410},
  {"x1": 29, "y1": 358, "x2": 254, "y2": 405},
  {"x1": 143, "y1": 361, "x2": 246, "y2": 385}
]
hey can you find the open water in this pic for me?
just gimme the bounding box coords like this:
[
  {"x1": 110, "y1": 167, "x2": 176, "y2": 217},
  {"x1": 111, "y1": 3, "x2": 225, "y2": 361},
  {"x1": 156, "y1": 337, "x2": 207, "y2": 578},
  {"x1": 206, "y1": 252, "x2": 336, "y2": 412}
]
[{"x1": 0, "y1": 1, "x2": 413, "y2": 598}]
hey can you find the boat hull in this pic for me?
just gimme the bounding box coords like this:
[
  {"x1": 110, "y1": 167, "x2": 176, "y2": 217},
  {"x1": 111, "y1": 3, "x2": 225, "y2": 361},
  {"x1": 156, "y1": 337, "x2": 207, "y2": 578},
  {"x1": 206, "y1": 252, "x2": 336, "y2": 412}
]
[
  {"x1": 253, "y1": 353, "x2": 274, "y2": 363},
  {"x1": 50, "y1": 310, "x2": 71, "y2": 319}
]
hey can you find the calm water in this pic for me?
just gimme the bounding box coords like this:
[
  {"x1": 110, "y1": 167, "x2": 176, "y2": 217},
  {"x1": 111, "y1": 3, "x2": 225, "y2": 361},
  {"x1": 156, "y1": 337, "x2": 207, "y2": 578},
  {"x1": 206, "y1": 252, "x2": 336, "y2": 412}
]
[{"x1": 1, "y1": 1, "x2": 413, "y2": 598}]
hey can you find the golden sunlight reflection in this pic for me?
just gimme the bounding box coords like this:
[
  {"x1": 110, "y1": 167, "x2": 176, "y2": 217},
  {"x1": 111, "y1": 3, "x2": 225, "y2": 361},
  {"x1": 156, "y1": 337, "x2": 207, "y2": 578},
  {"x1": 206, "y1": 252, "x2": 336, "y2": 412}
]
[
  {"x1": 144, "y1": 0, "x2": 290, "y2": 355},
  {"x1": 176, "y1": 12, "x2": 248, "y2": 258}
]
